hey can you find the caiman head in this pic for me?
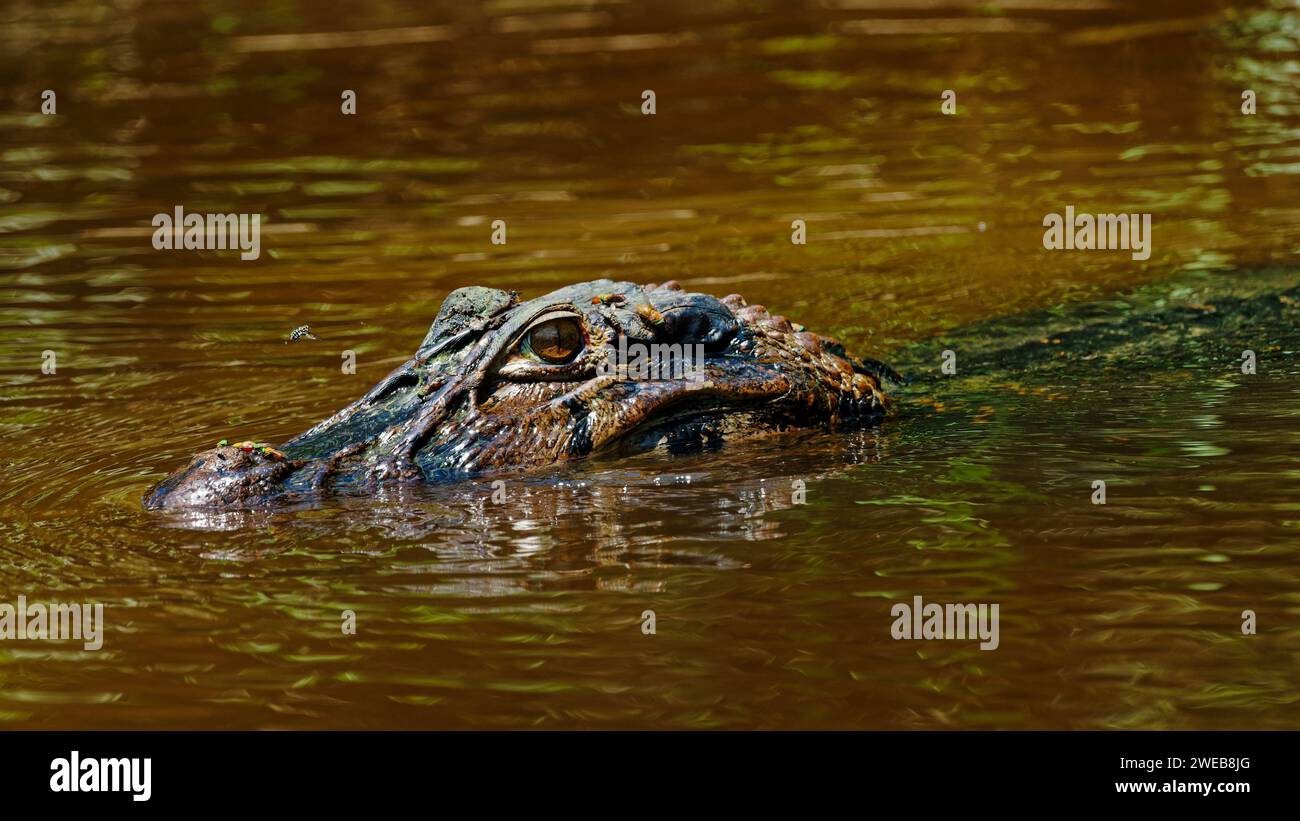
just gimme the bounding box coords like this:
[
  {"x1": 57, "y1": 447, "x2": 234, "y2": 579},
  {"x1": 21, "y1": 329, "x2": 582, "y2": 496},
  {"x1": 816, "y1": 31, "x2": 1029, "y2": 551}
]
[{"x1": 144, "y1": 279, "x2": 897, "y2": 510}]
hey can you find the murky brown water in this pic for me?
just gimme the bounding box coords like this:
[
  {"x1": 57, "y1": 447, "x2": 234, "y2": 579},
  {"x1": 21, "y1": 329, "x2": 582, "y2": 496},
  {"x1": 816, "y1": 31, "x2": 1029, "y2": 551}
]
[{"x1": 2, "y1": 0, "x2": 1299, "y2": 728}]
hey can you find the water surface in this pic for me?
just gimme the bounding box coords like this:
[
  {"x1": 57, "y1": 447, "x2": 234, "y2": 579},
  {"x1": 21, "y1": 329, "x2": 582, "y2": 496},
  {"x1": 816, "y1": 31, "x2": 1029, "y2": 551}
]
[{"x1": 1, "y1": 0, "x2": 1299, "y2": 728}]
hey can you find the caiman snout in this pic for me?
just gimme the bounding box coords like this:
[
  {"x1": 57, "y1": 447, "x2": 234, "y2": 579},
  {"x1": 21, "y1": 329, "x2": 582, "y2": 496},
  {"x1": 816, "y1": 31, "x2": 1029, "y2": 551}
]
[{"x1": 144, "y1": 442, "x2": 302, "y2": 510}]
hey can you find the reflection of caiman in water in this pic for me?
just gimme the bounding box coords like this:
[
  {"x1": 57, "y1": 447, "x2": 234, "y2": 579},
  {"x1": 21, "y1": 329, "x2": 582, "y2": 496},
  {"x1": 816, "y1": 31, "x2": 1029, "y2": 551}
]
[{"x1": 145, "y1": 279, "x2": 901, "y2": 510}]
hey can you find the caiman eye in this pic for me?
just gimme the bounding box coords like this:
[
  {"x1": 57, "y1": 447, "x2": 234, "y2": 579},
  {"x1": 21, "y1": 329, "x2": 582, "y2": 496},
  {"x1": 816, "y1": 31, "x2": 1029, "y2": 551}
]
[{"x1": 523, "y1": 316, "x2": 584, "y2": 364}]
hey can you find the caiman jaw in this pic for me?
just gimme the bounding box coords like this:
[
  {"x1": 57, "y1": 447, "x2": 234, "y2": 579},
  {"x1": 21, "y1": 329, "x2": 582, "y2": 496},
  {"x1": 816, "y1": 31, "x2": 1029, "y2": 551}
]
[{"x1": 144, "y1": 279, "x2": 893, "y2": 510}]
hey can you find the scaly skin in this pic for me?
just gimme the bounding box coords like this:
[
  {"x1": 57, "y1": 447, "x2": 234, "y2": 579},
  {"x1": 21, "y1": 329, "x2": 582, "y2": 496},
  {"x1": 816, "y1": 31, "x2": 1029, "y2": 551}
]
[{"x1": 144, "y1": 279, "x2": 897, "y2": 510}]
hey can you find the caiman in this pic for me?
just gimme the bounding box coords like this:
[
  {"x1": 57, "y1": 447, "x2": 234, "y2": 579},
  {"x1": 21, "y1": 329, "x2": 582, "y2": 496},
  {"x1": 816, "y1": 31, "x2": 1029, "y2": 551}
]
[{"x1": 144, "y1": 279, "x2": 899, "y2": 510}]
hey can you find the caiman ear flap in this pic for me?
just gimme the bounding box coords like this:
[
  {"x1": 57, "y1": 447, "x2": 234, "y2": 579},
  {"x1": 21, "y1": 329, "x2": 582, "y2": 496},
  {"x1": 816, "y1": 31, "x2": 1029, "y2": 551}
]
[
  {"x1": 418, "y1": 286, "x2": 518, "y2": 355},
  {"x1": 645, "y1": 290, "x2": 739, "y2": 350}
]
